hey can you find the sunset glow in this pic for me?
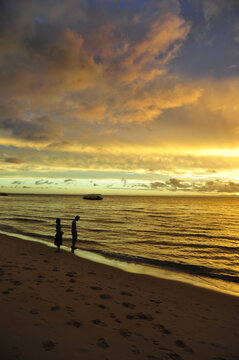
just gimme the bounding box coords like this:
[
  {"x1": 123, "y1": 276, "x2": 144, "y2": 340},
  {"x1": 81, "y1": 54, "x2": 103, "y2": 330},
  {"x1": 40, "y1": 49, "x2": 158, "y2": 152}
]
[{"x1": 1, "y1": 0, "x2": 239, "y2": 195}]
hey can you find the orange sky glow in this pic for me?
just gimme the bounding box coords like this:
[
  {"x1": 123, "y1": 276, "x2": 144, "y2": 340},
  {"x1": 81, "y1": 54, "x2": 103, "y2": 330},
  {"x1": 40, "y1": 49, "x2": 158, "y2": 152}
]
[{"x1": 1, "y1": 0, "x2": 239, "y2": 195}]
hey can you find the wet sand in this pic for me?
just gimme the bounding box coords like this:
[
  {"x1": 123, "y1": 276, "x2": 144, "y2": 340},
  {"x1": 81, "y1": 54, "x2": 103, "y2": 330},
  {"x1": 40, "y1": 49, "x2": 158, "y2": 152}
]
[{"x1": 0, "y1": 233, "x2": 239, "y2": 360}]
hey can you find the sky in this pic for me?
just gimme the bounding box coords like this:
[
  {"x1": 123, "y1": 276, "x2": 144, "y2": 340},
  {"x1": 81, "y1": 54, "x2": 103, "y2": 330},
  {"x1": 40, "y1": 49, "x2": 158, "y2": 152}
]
[{"x1": 0, "y1": 0, "x2": 239, "y2": 195}]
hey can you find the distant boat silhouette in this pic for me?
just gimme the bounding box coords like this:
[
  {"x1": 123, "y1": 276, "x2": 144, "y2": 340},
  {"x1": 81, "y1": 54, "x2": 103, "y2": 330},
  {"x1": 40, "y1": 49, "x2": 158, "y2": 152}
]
[{"x1": 83, "y1": 194, "x2": 103, "y2": 200}]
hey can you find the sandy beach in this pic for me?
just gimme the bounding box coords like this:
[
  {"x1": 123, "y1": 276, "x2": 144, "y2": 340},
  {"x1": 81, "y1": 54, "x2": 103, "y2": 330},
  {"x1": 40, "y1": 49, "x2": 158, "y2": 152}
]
[{"x1": 0, "y1": 233, "x2": 238, "y2": 360}]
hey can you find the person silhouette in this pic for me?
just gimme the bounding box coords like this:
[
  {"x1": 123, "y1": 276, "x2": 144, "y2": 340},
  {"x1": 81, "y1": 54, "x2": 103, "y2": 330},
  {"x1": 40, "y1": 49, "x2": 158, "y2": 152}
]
[
  {"x1": 71, "y1": 215, "x2": 80, "y2": 253},
  {"x1": 54, "y1": 218, "x2": 63, "y2": 252}
]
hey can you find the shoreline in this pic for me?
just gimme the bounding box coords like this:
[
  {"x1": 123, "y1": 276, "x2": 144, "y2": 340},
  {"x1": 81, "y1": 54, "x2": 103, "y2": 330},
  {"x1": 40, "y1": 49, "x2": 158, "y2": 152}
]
[
  {"x1": 0, "y1": 232, "x2": 239, "y2": 359},
  {"x1": 1, "y1": 229, "x2": 239, "y2": 298}
]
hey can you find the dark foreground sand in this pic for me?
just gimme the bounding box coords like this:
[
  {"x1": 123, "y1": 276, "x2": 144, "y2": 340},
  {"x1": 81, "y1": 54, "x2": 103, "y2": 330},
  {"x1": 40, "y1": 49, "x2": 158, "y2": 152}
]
[{"x1": 0, "y1": 233, "x2": 239, "y2": 360}]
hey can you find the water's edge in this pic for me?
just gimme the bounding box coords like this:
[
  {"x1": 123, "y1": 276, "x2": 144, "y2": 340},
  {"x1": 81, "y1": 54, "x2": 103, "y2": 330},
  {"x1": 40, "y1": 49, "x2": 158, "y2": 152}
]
[{"x1": 1, "y1": 229, "x2": 238, "y2": 298}]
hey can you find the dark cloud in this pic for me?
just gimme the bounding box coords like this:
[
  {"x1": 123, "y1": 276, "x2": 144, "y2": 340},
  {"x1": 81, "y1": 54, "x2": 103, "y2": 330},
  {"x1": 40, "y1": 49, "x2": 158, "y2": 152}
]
[
  {"x1": 173, "y1": 0, "x2": 239, "y2": 77},
  {"x1": 150, "y1": 178, "x2": 239, "y2": 194},
  {"x1": 0, "y1": 0, "x2": 239, "y2": 190},
  {"x1": 167, "y1": 178, "x2": 191, "y2": 189},
  {"x1": 35, "y1": 179, "x2": 51, "y2": 185},
  {"x1": 150, "y1": 181, "x2": 166, "y2": 189},
  {"x1": 5, "y1": 158, "x2": 24, "y2": 164},
  {"x1": 201, "y1": 0, "x2": 239, "y2": 22},
  {"x1": 150, "y1": 179, "x2": 192, "y2": 191},
  {"x1": 131, "y1": 183, "x2": 150, "y2": 189},
  {"x1": 0, "y1": 116, "x2": 58, "y2": 141},
  {"x1": 193, "y1": 180, "x2": 239, "y2": 193}
]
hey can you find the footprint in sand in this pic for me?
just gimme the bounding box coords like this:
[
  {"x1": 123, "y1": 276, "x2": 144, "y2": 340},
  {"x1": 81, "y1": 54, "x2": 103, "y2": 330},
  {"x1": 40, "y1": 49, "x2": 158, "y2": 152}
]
[
  {"x1": 42, "y1": 340, "x2": 56, "y2": 351},
  {"x1": 121, "y1": 302, "x2": 135, "y2": 309},
  {"x1": 91, "y1": 319, "x2": 107, "y2": 327},
  {"x1": 151, "y1": 338, "x2": 160, "y2": 346},
  {"x1": 100, "y1": 294, "x2": 112, "y2": 300},
  {"x1": 167, "y1": 352, "x2": 184, "y2": 360},
  {"x1": 67, "y1": 319, "x2": 82, "y2": 328},
  {"x1": 150, "y1": 299, "x2": 162, "y2": 305},
  {"x1": 50, "y1": 305, "x2": 60, "y2": 311},
  {"x1": 66, "y1": 271, "x2": 77, "y2": 277},
  {"x1": 120, "y1": 291, "x2": 132, "y2": 296},
  {"x1": 37, "y1": 274, "x2": 45, "y2": 279},
  {"x1": 131, "y1": 345, "x2": 140, "y2": 354},
  {"x1": 119, "y1": 329, "x2": 132, "y2": 338},
  {"x1": 66, "y1": 306, "x2": 75, "y2": 313},
  {"x1": 126, "y1": 312, "x2": 153, "y2": 321},
  {"x1": 175, "y1": 339, "x2": 194, "y2": 353},
  {"x1": 11, "y1": 280, "x2": 22, "y2": 286},
  {"x1": 94, "y1": 303, "x2": 109, "y2": 309},
  {"x1": 2, "y1": 290, "x2": 10, "y2": 295},
  {"x1": 97, "y1": 338, "x2": 109, "y2": 348},
  {"x1": 153, "y1": 323, "x2": 171, "y2": 334},
  {"x1": 65, "y1": 288, "x2": 74, "y2": 292},
  {"x1": 90, "y1": 286, "x2": 102, "y2": 291},
  {"x1": 110, "y1": 313, "x2": 121, "y2": 322}
]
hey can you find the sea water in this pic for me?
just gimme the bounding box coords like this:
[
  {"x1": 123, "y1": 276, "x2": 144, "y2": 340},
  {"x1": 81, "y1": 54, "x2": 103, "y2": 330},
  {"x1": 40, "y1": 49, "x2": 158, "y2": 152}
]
[{"x1": 1, "y1": 194, "x2": 239, "y2": 296}]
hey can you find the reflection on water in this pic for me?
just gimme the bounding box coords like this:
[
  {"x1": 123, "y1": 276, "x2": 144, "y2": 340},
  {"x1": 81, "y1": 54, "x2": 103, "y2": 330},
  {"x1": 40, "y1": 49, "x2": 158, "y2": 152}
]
[{"x1": 1, "y1": 195, "x2": 239, "y2": 295}]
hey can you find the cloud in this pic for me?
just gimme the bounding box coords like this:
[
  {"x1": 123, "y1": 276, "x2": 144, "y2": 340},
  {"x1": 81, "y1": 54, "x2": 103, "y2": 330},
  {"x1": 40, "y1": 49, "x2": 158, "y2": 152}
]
[
  {"x1": 0, "y1": 116, "x2": 61, "y2": 142},
  {"x1": 0, "y1": 0, "x2": 239, "y2": 192},
  {"x1": 201, "y1": 0, "x2": 239, "y2": 22},
  {"x1": 149, "y1": 178, "x2": 239, "y2": 194},
  {"x1": 4, "y1": 158, "x2": 24, "y2": 164},
  {"x1": 166, "y1": 178, "x2": 190, "y2": 188},
  {"x1": 35, "y1": 180, "x2": 52, "y2": 185},
  {"x1": 11, "y1": 180, "x2": 22, "y2": 185},
  {"x1": 193, "y1": 180, "x2": 239, "y2": 193},
  {"x1": 150, "y1": 181, "x2": 166, "y2": 189},
  {"x1": 0, "y1": 0, "x2": 193, "y2": 148}
]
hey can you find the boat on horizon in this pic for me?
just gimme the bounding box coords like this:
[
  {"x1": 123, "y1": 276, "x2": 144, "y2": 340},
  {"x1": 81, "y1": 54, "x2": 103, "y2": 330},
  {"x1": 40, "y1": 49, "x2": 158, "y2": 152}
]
[{"x1": 83, "y1": 194, "x2": 103, "y2": 200}]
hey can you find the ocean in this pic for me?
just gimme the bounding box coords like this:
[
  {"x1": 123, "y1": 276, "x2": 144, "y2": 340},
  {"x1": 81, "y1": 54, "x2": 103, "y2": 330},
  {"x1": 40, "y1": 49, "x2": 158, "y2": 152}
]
[{"x1": 1, "y1": 194, "x2": 239, "y2": 296}]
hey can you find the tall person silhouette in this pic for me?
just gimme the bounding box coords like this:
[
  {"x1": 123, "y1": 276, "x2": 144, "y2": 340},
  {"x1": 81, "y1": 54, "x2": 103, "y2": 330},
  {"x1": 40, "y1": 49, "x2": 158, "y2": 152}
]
[{"x1": 71, "y1": 215, "x2": 80, "y2": 253}]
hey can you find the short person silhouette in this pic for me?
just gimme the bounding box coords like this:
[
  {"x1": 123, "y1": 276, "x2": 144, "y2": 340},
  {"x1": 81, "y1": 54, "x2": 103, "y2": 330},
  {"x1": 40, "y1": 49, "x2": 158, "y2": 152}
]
[{"x1": 54, "y1": 218, "x2": 63, "y2": 252}]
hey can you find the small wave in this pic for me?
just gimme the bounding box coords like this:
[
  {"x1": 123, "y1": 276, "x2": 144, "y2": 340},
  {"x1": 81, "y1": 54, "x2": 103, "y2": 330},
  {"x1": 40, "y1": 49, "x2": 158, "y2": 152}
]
[
  {"x1": 22, "y1": 232, "x2": 53, "y2": 240},
  {"x1": 85, "y1": 228, "x2": 107, "y2": 233},
  {"x1": 124, "y1": 239, "x2": 239, "y2": 252},
  {"x1": 85, "y1": 219, "x2": 125, "y2": 224},
  {"x1": 118, "y1": 209, "x2": 144, "y2": 213},
  {"x1": 135, "y1": 229, "x2": 239, "y2": 242},
  {"x1": 82, "y1": 249, "x2": 239, "y2": 284},
  {"x1": 148, "y1": 215, "x2": 172, "y2": 219},
  {"x1": 80, "y1": 239, "x2": 107, "y2": 247},
  {"x1": 6, "y1": 218, "x2": 45, "y2": 223}
]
